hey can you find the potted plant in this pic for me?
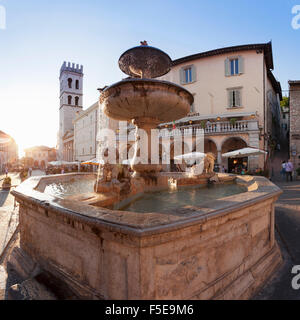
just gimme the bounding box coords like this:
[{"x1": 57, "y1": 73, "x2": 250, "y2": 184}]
[
  {"x1": 229, "y1": 118, "x2": 237, "y2": 126},
  {"x1": 2, "y1": 176, "x2": 12, "y2": 190},
  {"x1": 200, "y1": 120, "x2": 207, "y2": 129},
  {"x1": 296, "y1": 168, "x2": 300, "y2": 180},
  {"x1": 19, "y1": 170, "x2": 28, "y2": 182}
]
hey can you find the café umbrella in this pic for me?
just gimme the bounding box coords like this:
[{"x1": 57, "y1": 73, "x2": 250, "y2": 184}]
[
  {"x1": 222, "y1": 147, "x2": 267, "y2": 158},
  {"x1": 81, "y1": 158, "x2": 105, "y2": 165},
  {"x1": 174, "y1": 152, "x2": 206, "y2": 165}
]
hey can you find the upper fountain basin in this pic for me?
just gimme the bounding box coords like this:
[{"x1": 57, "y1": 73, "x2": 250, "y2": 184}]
[
  {"x1": 119, "y1": 45, "x2": 172, "y2": 78},
  {"x1": 99, "y1": 78, "x2": 194, "y2": 125}
]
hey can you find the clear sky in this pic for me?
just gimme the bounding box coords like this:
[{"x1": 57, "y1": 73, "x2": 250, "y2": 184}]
[{"x1": 0, "y1": 0, "x2": 300, "y2": 156}]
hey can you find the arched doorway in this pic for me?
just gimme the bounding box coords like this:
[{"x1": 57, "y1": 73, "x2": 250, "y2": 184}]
[
  {"x1": 221, "y1": 137, "x2": 247, "y2": 173},
  {"x1": 204, "y1": 139, "x2": 217, "y2": 159},
  {"x1": 169, "y1": 141, "x2": 192, "y2": 172}
]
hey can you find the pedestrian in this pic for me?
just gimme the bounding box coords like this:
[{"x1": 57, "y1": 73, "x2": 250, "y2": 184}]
[
  {"x1": 280, "y1": 160, "x2": 286, "y2": 180},
  {"x1": 286, "y1": 159, "x2": 294, "y2": 182},
  {"x1": 5, "y1": 166, "x2": 8, "y2": 177},
  {"x1": 29, "y1": 167, "x2": 32, "y2": 177}
]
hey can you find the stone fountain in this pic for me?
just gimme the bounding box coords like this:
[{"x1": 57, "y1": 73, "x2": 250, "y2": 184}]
[
  {"x1": 95, "y1": 43, "x2": 217, "y2": 204},
  {"x1": 4, "y1": 43, "x2": 283, "y2": 300},
  {"x1": 100, "y1": 44, "x2": 193, "y2": 178}
]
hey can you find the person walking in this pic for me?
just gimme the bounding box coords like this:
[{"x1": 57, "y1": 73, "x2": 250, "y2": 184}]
[
  {"x1": 5, "y1": 166, "x2": 8, "y2": 177},
  {"x1": 281, "y1": 161, "x2": 286, "y2": 180},
  {"x1": 286, "y1": 159, "x2": 294, "y2": 182}
]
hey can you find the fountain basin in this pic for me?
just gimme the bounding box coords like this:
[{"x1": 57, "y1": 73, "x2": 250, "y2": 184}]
[
  {"x1": 8, "y1": 173, "x2": 283, "y2": 300},
  {"x1": 100, "y1": 79, "x2": 194, "y2": 124}
]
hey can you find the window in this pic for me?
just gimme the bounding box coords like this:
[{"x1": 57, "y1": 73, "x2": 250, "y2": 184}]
[
  {"x1": 180, "y1": 65, "x2": 196, "y2": 84},
  {"x1": 283, "y1": 114, "x2": 286, "y2": 119},
  {"x1": 68, "y1": 95, "x2": 72, "y2": 105},
  {"x1": 90, "y1": 146, "x2": 92, "y2": 154},
  {"x1": 184, "y1": 67, "x2": 192, "y2": 83},
  {"x1": 68, "y1": 78, "x2": 72, "y2": 88},
  {"x1": 76, "y1": 80, "x2": 79, "y2": 89},
  {"x1": 190, "y1": 103, "x2": 195, "y2": 113},
  {"x1": 225, "y1": 56, "x2": 244, "y2": 76},
  {"x1": 228, "y1": 88, "x2": 242, "y2": 108},
  {"x1": 230, "y1": 58, "x2": 239, "y2": 75},
  {"x1": 75, "y1": 96, "x2": 79, "y2": 106}
]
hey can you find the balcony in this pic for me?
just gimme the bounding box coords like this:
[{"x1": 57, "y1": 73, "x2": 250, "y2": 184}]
[
  {"x1": 159, "y1": 119, "x2": 259, "y2": 138},
  {"x1": 115, "y1": 120, "x2": 259, "y2": 141}
]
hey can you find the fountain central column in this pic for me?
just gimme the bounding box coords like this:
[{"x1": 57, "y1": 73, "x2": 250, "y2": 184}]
[{"x1": 131, "y1": 117, "x2": 162, "y2": 177}]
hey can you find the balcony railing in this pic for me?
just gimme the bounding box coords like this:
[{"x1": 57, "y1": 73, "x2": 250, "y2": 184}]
[
  {"x1": 115, "y1": 120, "x2": 259, "y2": 140},
  {"x1": 159, "y1": 120, "x2": 259, "y2": 138}
]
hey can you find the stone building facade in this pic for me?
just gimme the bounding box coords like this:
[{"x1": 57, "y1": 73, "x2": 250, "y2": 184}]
[
  {"x1": 73, "y1": 102, "x2": 98, "y2": 162},
  {"x1": 157, "y1": 42, "x2": 282, "y2": 173},
  {"x1": 0, "y1": 131, "x2": 18, "y2": 171},
  {"x1": 24, "y1": 146, "x2": 56, "y2": 168},
  {"x1": 288, "y1": 81, "x2": 300, "y2": 170}
]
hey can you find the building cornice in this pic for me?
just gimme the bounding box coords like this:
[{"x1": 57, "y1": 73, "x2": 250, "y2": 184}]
[
  {"x1": 73, "y1": 102, "x2": 98, "y2": 122},
  {"x1": 172, "y1": 42, "x2": 274, "y2": 70}
]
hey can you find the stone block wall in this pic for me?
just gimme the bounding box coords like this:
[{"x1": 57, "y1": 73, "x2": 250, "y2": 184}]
[
  {"x1": 289, "y1": 82, "x2": 300, "y2": 169},
  {"x1": 15, "y1": 189, "x2": 281, "y2": 300}
]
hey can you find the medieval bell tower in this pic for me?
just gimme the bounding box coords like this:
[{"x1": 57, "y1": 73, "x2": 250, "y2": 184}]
[{"x1": 58, "y1": 62, "x2": 83, "y2": 160}]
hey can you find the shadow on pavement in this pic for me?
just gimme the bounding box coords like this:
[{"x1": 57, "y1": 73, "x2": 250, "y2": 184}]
[{"x1": 0, "y1": 191, "x2": 9, "y2": 207}]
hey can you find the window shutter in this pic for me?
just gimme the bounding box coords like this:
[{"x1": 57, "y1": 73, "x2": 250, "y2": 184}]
[
  {"x1": 238, "y1": 56, "x2": 244, "y2": 74},
  {"x1": 225, "y1": 58, "x2": 230, "y2": 76},
  {"x1": 191, "y1": 65, "x2": 197, "y2": 82},
  {"x1": 228, "y1": 90, "x2": 233, "y2": 107},
  {"x1": 236, "y1": 90, "x2": 241, "y2": 106},
  {"x1": 180, "y1": 68, "x2": 185, "y2": 84}
]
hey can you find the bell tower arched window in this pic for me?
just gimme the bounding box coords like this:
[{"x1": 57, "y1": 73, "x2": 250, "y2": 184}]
[
  {"x1": 68, "y1": 95, "x2": 72, "y2": 105},
  {"x1": 68, "y1": 78, "x2": 72, "y2": 89},
  {"x1": 76, "y1": 80, "x2": 79, "y2": 89},
  {"x1": 75, "y1": 96, "x2": 79, "y2": 106}
]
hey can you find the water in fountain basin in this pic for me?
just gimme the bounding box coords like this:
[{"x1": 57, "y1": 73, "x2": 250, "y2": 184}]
[
  {"x1": 44, "y1": 179, "x2": 95, "y2": 198},
  {"x1": 43, "y1": 178, "x2": 245, "y2": 215},
  {"x1": 119, "y1": 183, "x2": 246, "y2": 214}
]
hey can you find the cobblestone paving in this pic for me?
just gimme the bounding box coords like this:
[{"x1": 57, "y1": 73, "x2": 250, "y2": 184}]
[
  {"x1": 254, "y1": 181, "x2": 300, "y2": 300},
  {"x1": 0, "y1": 173, "x2": 20, "y2": 256}
]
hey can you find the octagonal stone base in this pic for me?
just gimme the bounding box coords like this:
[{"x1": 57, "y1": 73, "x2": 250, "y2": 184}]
[{"x1": 4, "y1": 173, "x2": 283, "y2": 300}]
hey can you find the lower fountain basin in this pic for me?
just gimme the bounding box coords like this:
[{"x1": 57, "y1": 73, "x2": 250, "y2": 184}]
[
  {"x1": 100, "y1": 78, "x2": 194, "y2": 123},
  {"x1": 10, "y1": 173, "x2": 283, "y2": 300}
]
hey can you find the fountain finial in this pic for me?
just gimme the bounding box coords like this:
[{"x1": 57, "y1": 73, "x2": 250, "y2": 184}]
[{"x1": 118, "y1": 44, "x2": 172, "y2": 78}]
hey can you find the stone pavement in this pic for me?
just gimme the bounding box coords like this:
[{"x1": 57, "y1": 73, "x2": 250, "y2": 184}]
[
  {"x1": 0, "y1": 173, "x2": 21, "y2": 258},
  {"x1": 254, "y1": 181, "x2": 300, "y2": 299}
]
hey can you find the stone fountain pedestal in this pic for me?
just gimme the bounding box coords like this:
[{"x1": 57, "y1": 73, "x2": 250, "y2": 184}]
[{"x1": 5, "y1": 173, "x2": 283, "y2": 300}]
